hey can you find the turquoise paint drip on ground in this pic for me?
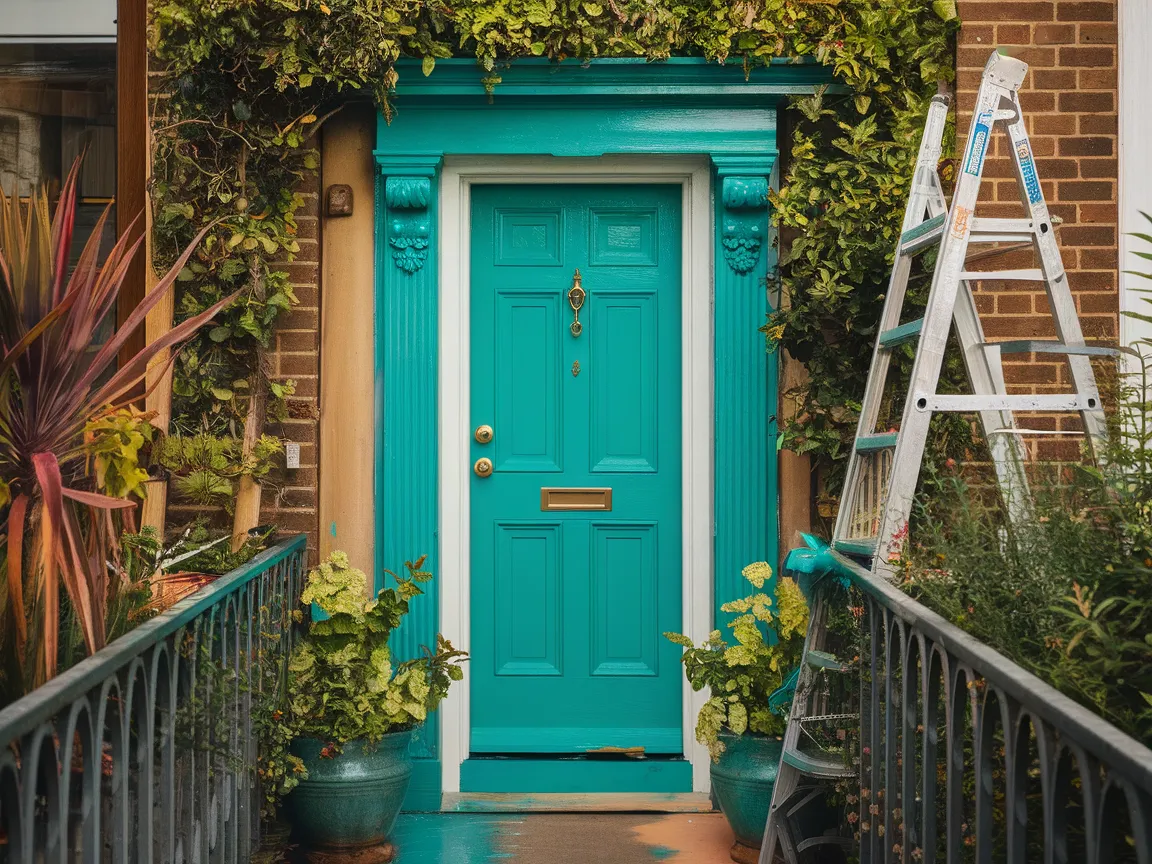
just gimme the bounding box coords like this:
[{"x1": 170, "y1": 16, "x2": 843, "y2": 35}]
[
  {"x1": 391, "y1": 814, "x2": 519, "y2": 863},
  {"x1": 648, "y1": 846, "x2": 677, "y2": 859}
]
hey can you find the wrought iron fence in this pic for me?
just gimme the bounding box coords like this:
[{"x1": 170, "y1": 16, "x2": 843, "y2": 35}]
[
  {"x1": 0, "y1": 534, "x2": 306, "y2": 863},
  {"x1": 841, "y1": 554, "x2": 1152, "y2": 864}
]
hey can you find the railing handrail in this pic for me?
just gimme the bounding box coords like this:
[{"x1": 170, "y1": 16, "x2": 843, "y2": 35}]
[
  {"x1": 831, "y1": 548, "x2": 1152, "y2": 793},
  {"x1": 0, "y1": 533, "x2": 307, "y2": 745}
]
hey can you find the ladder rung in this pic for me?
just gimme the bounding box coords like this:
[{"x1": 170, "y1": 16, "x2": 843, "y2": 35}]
[
  {"x1": 833, "y1": 538, "x2": 878, "y2": 557},
  {"x1": 960, "y1": 268, "x2": 1044, "y2": 281},
  {"x1": 898, "y1": 214, "x2": 946, "y2": 253},
  {"x1": 797, "y1": 837, "x2": 856, "y2": 854},
  {"x1": 879, "y1": 319, "x2": 923, "y2": 349},
  {"x1": 855, "y1": 432, "x2": 898, "y2": 453},
  {"x1": 806, "y1": 650, "x2": 845, "y2": 670},
  {"x1": 986, "y1": 340, "x2": 1123, "y2": 358},
  {"x1": 922, "y1": 394, "x2": 1098, "y2": 413},
  {"x1": 781, "y1": 747, "x2": 856, "y2": 779}
]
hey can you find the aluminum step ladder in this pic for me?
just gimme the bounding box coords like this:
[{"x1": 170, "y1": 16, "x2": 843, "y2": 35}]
[
  {"x1": 761, "y1": 49, "x2": 1115, "y2": 863},
  {"x1": 834, "y1": 48, "x2": 1109, "y2": 582}
]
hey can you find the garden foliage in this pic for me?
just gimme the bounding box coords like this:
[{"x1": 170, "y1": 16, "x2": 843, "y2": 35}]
[
  {"x1": 260, "y1": 551, "x2": 466, "y2": 804},
  {"x1": 666, "y1": 561, "x2": 809, "y2": 759},
  {"x1": 149, "y1": 0, "x2": 957, "y2": 483},
  {"x1": 0, "y1": 161, "x2": 233, "y2": 697},
  {"x1": 901, "y1": 362, "x2": 1152, "y2": 741}
]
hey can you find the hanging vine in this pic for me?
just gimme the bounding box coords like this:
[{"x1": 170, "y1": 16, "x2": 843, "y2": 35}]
[{"x1": 149, "y1": 0, "x2": 958, "y2": 487}]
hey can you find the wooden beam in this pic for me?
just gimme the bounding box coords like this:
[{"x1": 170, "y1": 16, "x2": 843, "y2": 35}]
[{"x1": 116, "y1": 0, "x2": 148, "y2": 371}]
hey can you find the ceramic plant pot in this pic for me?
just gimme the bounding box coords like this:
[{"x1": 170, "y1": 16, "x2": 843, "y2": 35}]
[
  {"x1": 287, "y1": 729, "x2": 414, "y2": 863},
  {"x1": 710, "y1": 730, "x2": 783, "y2": 864}
]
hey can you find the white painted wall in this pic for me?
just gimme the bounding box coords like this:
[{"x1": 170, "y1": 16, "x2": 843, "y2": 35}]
[
  {"x1": 1119, "y1": 0, "x2": 1152, "y2": 358},
  {"x1": 0, "y1": 0, "x2": 116, "y2": 40}
]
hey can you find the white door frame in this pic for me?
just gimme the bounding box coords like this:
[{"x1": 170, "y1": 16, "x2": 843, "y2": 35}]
[{"x1": 437, "y1": 155, "x2": 715, "y2": 796}]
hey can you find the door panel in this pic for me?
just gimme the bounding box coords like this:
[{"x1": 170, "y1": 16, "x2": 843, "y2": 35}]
[{"x1": 470, "y1": 183, "x2": 682, "y2": 756}]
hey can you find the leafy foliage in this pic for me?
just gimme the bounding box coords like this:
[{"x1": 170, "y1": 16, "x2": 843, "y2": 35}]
[
  {"x1": 0, "y1": 161, "x2": 233, "y2": 696},
  {"x1": 666, "y1": 562, "x2": 809, "y2": 759},
  {"x1": 153, "y1": 432, "x2": 283, "y2": 511},
  {"x1": 901, "y1": 355, "x2": 1152, "y2": 741},
  {"x1": 149, "y1": 0, "x2": 957, "y2": 478},
  {"x1": 259, "y1": 551, "x2": 466, "y2": 807},
  {"x1": 84, "y1": 406, "x2": 158, "y2": 500}
]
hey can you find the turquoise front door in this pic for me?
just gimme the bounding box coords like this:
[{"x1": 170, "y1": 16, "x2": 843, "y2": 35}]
[{"x1": 469, "y1": 183, "x2": 683, "y2": 756}]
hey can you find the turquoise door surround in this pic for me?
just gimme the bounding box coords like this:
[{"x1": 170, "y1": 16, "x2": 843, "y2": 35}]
[
  {"x1": 374, "y1": 58, "x2": 828, "y2": 809},
  {"x1": 469, "y1": 184, "x2": 683, "y2": 757}
]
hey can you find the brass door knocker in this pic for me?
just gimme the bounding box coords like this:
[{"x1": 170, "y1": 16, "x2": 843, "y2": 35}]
[{"x1": 568, "y1": 269, "x2": 586, "y2": 337}]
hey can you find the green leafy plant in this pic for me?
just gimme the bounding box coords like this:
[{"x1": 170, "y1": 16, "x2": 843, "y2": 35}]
[
  {"x1": 84, "y1": 406, "x2": 158, "y2": 500},
  {"x1": 147, "y1": 0, "x2": 956, "y2": 479},
  {"x1": 901, "y1": 349, "x2": 1152, "y2": 740},
  {"x1": 153, "y1": 432, "x2": 283, "y2": 511},
  {"x1": 259, "y1": 551, "x2": 467, "y2": 808},
  {"x1": 0, "y1": 160, "x2": 235, "y2": 696},
  {"x1": 666, "y1": 562, "x2": 809, "y2": 759}
]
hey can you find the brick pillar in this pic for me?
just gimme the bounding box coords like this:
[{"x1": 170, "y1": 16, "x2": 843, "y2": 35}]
[
  {"x1": 957, "y1": 1, "x2": 1118, "y2": 459},
  {"x1": 262, "y1": 167, "x2": 322, "y2": 562}
]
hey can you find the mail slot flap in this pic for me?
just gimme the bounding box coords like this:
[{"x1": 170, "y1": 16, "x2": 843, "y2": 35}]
[{"x1": 540, "y1": 487, "x2": 613, "y2": 511}]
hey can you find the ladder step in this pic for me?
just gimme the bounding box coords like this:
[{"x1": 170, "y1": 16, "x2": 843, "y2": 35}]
[
  {"x1": 878, "y1": 319, "x2": 923, "y2": 349},
  {"x1": 781, "y1": 747, "x2": 856, "y2": 779},
  {"x1": 985, "y1": 339, "x2": 1123, "y2": 358},
  {"x1": 900, "y1": 216, "x2": 1036, "y2": 255},
  {"x1": 833, "y1": 538, "x2": 878, "y2": 557},
  {"x1": 960, "y1": 268, "x2": 1044, "y2": 281},
  {"x1": 855, "y1": 432, "x2": 899, "y2": 453},
  {"x1": 806, "y1": 649, "x2": 845, "y2": 670},
  {"x1": 921, "y1": 394, "x2": 1098, "y2": 413},
  {"x1": 898, "y1": 214, "x2": 946, "y2": 254}
]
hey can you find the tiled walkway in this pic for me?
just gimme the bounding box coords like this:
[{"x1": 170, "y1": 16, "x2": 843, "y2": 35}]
[{"x1": 390, "y1": 813, "x2": 736, "y2": 864}]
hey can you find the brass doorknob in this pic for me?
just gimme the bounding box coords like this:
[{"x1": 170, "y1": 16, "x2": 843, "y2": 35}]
[
  {"x1": 474, "y1": 425, "x2": 494, "y2": 444},
  {"x1": 474, "y1": 457, "x2": 494, "y2": 478}
]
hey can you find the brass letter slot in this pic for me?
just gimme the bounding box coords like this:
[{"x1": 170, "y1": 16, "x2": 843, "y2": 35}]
[{"x1": 540, "y1": 487, "x2": 613, "y2": 511}]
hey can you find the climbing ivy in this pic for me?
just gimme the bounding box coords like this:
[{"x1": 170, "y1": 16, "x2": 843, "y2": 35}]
[{"x1": 149, "y1": 0, "x2": 957, "y2": 481}]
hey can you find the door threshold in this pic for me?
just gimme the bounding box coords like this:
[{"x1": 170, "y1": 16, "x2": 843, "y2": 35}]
[{"x1": 441, "y1": 792, "x2": 714, "y2": 814}]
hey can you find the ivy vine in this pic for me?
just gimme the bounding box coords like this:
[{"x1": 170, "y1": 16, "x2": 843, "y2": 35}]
[{"x1": 149, "y1": 0, "x2": 958, "y2": 484}]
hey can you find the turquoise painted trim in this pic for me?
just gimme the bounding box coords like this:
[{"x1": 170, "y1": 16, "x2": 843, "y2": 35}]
[
  {"x1": 371, "y1": 57, "x2": 818, "y2": 808},
  {"x1": 402, "y1": 759, "x2": 443, "y2": 812},
  {"x1": 899, "y1": 213, "x2": 946, "y2": 245},
  {"x1": 376, "y1": 100, "x2": 778, "y2": 158},
  {"x1": 375, "y1": 154, "x2": 443, "y2": 802},
  {"x1": 393, "y1": 56, "x2": 835, "y2": 97},
  {"x1": 459, "y1": 759, "x2": 693, "y2": 793},
  {"x1": 712, "y1": 159, "x2": 779, "y2": 628},
  {"x1": 833, "y1": 539, "x2": 878, "y2": 558},
  {"x1": 855, "y1": 432, "x2": 899, "y2": 453},
  {"x1": 878, "y1": 318, "x2": 924, "y2": 349}
]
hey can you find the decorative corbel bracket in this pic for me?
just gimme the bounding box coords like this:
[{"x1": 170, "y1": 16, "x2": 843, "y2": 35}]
[
  {"x1": 385, "y1": 176, "x2": 432, "y2": 274},
  {"x1": 720, "y1": 176, "x2": 770, "y2": 275}
]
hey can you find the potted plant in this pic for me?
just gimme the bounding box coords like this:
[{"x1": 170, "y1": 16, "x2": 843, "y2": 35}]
[
  {"x1": 665, "y1": 562, "x2": 809, "y2": 864},
  {"x1": 267, "y1": 551, "x2": 466, "y2": 863}
]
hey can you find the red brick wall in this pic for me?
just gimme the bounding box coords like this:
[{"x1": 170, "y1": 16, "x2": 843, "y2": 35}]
[
  {"x1": 957, "y1": 1, "x2": 1118, "y2": 457},
  {"x1": 261, "y1": 167, "x2": 322, "y2": 562}
]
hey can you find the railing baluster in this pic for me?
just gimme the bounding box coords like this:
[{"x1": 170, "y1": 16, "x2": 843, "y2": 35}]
[{"x1": 0, "y1": 537, "x2": 305, "y2": 864}]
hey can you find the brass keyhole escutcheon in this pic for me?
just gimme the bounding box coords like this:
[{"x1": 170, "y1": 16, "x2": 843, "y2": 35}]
[
  {"x1": 474, "y1": 457, "x2": 494, "y2": 478},
  {"x1": 474, "y1": 424, "x2": 494, "y2": 444},
  {"x1": 568, "y1": 269, "x2": 586, "y2": 337}
]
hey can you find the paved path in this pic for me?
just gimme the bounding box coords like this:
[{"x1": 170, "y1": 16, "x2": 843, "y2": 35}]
[{"x1": 390, "y1": 813, "x2": 735, "y2": 864}]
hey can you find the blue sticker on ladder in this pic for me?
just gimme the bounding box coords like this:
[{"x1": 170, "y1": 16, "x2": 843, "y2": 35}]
[
  {"x1": 1016, "y1": 140, "x2": 1043, "y2": 205},
  {"x1": 964, "y1": 109, "x2": 993, "y2": 176}
]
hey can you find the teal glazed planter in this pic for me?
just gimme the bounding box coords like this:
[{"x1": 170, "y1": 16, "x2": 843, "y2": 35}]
[
  {"x1": 710, "y1": 731, "x2": 783, "y2": 864},
  {"x1": 287, "y1": 729, "x2": 414, "y2": 863}
]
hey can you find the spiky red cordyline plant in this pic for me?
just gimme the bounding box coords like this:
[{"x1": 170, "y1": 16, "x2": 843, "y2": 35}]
[{"x1": 0, "y1": 160, "x2": 235, "y2": 688}]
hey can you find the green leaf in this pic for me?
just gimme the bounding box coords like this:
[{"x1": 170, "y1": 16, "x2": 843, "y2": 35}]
[{"x1": 422, "y1": 55, "x2": 436, "y2": 76}]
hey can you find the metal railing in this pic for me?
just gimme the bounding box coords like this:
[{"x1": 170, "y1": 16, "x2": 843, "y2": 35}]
[
  {"x1": 842, "y1": 553, "x2": 1152, "y2": 864},
  {"x1": 0, "y1": 534, "x2": 306, "y2": 863}
]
